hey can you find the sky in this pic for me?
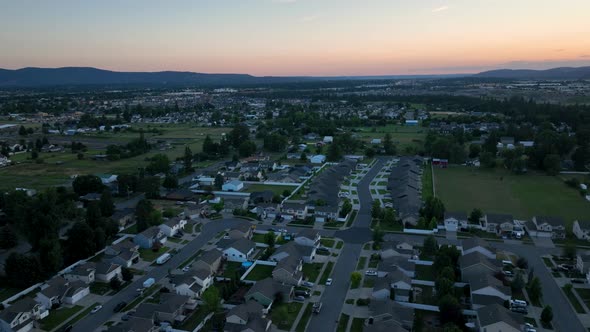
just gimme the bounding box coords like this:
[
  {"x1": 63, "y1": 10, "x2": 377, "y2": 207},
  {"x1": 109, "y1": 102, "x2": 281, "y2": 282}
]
[{"x1": 1, "y1": 0, "x2": 590, "y2": 76}]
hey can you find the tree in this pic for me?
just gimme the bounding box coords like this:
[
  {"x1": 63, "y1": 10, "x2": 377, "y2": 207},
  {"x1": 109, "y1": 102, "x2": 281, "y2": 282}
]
[
  {"x1": 511, "y1": 271, "x2": 525, "y2": 293},
  {"x1": 4, "y1": 253, "x2": 43, "y2": 288},
  {"x1": 228, "y1": 124, "x2": 250, "y2": 148},
  {"x1": 72, "y1": 175, "x2": 104, "y2": 196},
  {"x1": 421, "y1": 196, "x2": 445, "y2": 222},
  {"x1": 516, "y1": 257, "x2": 529, "y2": 270},
  {"x1": 435, "y1": 277, "x2": 454, "y2": 299},
  {"x1": 371, "y1": 200, "x2": 382, "y2": 220},
  {"x1": 438, "y1": 294, "x2": 463, "y2": 326},
  {"x1": 238, "y1": 140, "x2": 257, "y2": 157},
  {"x1": 202, "y1": 286, "x2": 221, "y2": 313},
  {"x1": 183, "y1": 146, "x2": 193, "y2": 172},
  {"x1": 86, "y1": 201, "x2": 103, "y2": 228},
  {"x1": 214, "y1": 174, "x2": 224, "y2": 190},
  {"x1": 163, "y1": 174, "x2": 178, "y2": 189},
  {"x1": 264, "y1": 231, "x2": 276, "y2": 249},
  {"x1": 541, "y1": 305, "x2": 553, "y2": 325},
  {"x1": 372, "y1": 226, "x2": 384, "y2": 248},
  {"x1": 299, "y1": 151, "x2": 307, "y2": 161},
  {"x1": 469, "y1": 208, "x2": 483, "y2": 224},
  {"x1": 479, "y1": 151, "x2": 496, "y2": 168},
  {"x1": 146, "y1": 154, "x2": 170, "y2": 174},
  {"x1": 563, "y1": 239, "x2": 577, "y2": 260},
  {"x1": 122, "y1": 267, "x2": 134, "y2": 281},
  {"x1": 19, "y1": 125, "x2": 27, "y2": 136},
  {"x1": 117, "y1": 174, "x2": 139, "y2": 196},
  {"x1": 527, "y1": 276, "x2": 543, "y2": 304},
  {"x1": 135, "y1": 199, "x2": 155, "y2": 232},
  {"x1": 212, "y1": 199, "x2": 224, "y2": 214},
  {"x1": 0, "y1": 226, "x2": 18, "y2": 249},
  {"x1": 365, "y1": 147, "x2": 376, "y2": 158},
  {"x1": 65, "y1": 222, "x2": 96, "y2": 263},
  {"x1": 382, "y1": 208, "x2": 396, "y2": 224},
  {"x1": 340, "y1": 199, "x2": 353, "y2": 218},
  {"x1": 543, "y1": 154, "x2": 561, "y2": 175},
  {"x1": 468, "y1": 144, "x2": 481, "y2": 158},
  {"x1": 350, "y1": 271, "x2": 362, "y2": 288},
  {"x1": 383, "y1": 133, "x2": 396, "y2": 155},
  {"x1": 326, "y1": 141, "x2": 342, "y2": 162},
  {"x1": 39, "y1": 236, "x2": 62, "y2": 277},
  {"x1": 110, "y1": 276, "x2": 122, "y2": 290},
  {"x1": 282, "y1": 189, "x2": 291, "y2": 198},
  {"x1": 100, "y1": 189, "x2": 115, "y2": 217},
  {"x1": 423, "y1": 235, "x2": 438, "y2": 257}
]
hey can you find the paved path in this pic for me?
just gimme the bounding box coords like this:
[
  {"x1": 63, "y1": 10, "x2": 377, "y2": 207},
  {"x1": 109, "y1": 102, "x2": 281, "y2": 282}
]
[{"x1": 306, "y1": 158, "x2": 386, "y2": 332}]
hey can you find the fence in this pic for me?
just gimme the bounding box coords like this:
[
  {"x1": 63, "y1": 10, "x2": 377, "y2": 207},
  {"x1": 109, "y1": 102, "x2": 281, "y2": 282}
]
[
  {"x1": 403, "y1": 229, "x2": 438, "y2": 235},
  {"x1": 240, "y1": 260, "x2": 277, "y2": 284}
]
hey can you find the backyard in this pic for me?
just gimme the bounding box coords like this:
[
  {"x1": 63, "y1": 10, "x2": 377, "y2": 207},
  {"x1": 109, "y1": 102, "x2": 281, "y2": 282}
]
[
  {"x1": 243, "y1": 183, "x2": 298, "y2": 195},
  {"x1": 271, "y1": 302, "x2": 303, "y2": 330},
  {"x1": 435, "y1": 166, "x2": 590, "y2": 223},
  {"x1": 243, "y1": 264, "x2": 275, "y2": 281}
]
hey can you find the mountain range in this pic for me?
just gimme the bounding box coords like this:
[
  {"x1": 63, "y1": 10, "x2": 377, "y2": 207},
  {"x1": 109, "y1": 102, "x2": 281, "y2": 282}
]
[{"x1": 0, "y1": 66, "x2": 589, "y2": 87}]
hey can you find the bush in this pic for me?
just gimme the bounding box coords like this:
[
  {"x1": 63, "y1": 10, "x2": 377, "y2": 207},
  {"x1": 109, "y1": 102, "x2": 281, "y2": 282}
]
[{"x1": 356, "y1": 298, "x2": 370, "y2": 306}]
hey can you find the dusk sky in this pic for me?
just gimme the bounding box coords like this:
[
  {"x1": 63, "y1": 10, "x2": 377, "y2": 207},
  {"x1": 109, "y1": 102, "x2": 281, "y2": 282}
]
[{"x1": 1, "y1": 0, "x2": 590, "y2": 76}]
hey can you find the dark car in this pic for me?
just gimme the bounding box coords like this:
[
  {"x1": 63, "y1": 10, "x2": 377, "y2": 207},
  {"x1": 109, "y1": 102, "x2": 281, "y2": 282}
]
[
  {"x1": 295, "y1": 290, "x2": 310, "y2": 298},
  {"x1": 62, "y1": 326, "x2": 73, "y2": 332},
  {"x1": 113, "y1": 301, "x2": 127, "y2": 313},
  {"x1": 510, "y1": 307, "x2": 528, "y2": 314},
  {"x1": 572, "y1": 278, "x2": 586, "y2": 284}
]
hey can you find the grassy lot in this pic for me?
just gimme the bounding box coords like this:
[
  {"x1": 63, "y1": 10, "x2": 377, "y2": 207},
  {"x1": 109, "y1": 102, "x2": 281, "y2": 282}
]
[
  {"x1": 337, "y1": 314, "x2": 350, "y2": 332},
  {"x1": 251, "y1": 233, "x2": 269, "y2": 243},
  {"x1": 295, "y1": 303, "x2": 313, "y2": 332},
  {"x1": 243, "y1": 264, "x2": 274, "y2": 281},
  {"x1": 138, "y1": 246, "x2": 169, "y2": 262},
  {"x1": 319, "y1": 261, "x2": 335, "y2": 284},
  {"x1": 563, "y1": 285, "x2": 585, "y2": 313},
  {"x1": 179, "y1": 306, "x2": 209, "y2": 331},
  {"x1": 352, "y1": 125, "x2": 427, "y2": 152},
  {"x1": 435, "y1": 166, "x2": 590, "y2": 223},
  {"x1": 222, "y1": 261, "x2": 244, "y2": 278},
  {"x1": 320, "y1": 238, "x2": 335, "y2": 248},
  {"x1": 40, "y1": 305, "x2": 84, "y2": 331},
  {"x1": 336, "y1": 241, "x2": 343, "y2": 249},
  {"x1": 120, "y1": 224, "x2": 138, "y2": 234},
  {"x1": 302, "y1": 263, "x2": 323, "y2": 283},
  {"x1": 350, "y1": 317, "x2": 365, "y2": 332},
  {"x1": 543, "y1": 257, "x2": 555, "y2": 268},
  {"x1": 422, "y1": 162, "x2": 433, "y2": 200},
  {"x1": 356, "y1": 257, "x2": 367, "y2": 270},
  {"x1": 271, "y1": 302, "x2": 303, "y2": 330},
  {"x1": 362, "y1": 277, "x2": 375, "y2": 288},
  {"x1": 368, "y1": 255, "x2": 380, "y2": 269},
  {"x1": 415, "y1": 265, "x2": 436, "y2": 281},
  {"x1": 243, "y1": 184, "x2": 297, "y2": 195},
  {"x1": 90, "y1": 282, "x2": 112, "y2": 295},
  {"x1": 576, "y1": 288, "x2": 590, "y2": 309}
]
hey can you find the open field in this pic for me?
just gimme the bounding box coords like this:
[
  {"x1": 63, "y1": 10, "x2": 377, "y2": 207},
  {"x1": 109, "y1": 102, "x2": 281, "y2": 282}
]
[
  {"x1": 0, "y1": 125, "x2": 227, "y2": 190},
  {"x1": 352, "y1": 124, "x2": 426, "y2": 152},
  {"x1": 435, "y1": 166, "x2": 590, "y2": 224},
  {"x1": 243, "y1": 183, "x2": 297, "y2": 195}
]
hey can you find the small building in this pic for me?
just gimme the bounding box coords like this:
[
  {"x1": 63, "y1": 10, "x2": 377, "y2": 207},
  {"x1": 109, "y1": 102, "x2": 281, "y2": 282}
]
[
  {"x1": 134, "y1": 226, "x2": 167, "y2": 249},
  {"x1": 222, "y1": 238, "x2": 256, "y2": 262},
  {"x1": 222, "y1": 180, "x2": 244, "y2": 192},
  {"x1": 245, "y1": 278, "x2": 294, "y2": 308},
  {"x1": 159, "y1": 218, "x2": 187, "y2": 237},
  {"x1": 573, "y1": 220, "x2": 590, "y2": 241},
  {"x1": 294, "y1": 229, "x2": 320, "y2": 247},
  {"x1": 443, "y1": 211, "x2": 468, "y2": 232},
  {"x1": 405, "y1": 120, "x2": 418, "y2": 126},
  {"x1": 476, "y1": 303, "x2": 523, "y2": 332},
  {"x1": 323, "y1": 136, "x2": 333, "y2": 144},
  {"x1": 310, "y1": 155, "x2": 326, "y2": 164}
]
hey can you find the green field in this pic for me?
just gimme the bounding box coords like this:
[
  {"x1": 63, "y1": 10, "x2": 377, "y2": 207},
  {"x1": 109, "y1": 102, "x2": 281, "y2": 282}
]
[
  {"x1": 302, "y1": 263, "x2": 323, "y2": 283},
  {"x1": 243, "y1": 264, "x2": 275, "y2": 281},
  {"x1": 352, "y1": 124, "x2": 426, "y2": 152},
  {"x1": 435, "y1": 166, "x2": 590, "y2": 224},
  {"x1": 0, "y1": 124, "x2": 227, "y2": 190}
]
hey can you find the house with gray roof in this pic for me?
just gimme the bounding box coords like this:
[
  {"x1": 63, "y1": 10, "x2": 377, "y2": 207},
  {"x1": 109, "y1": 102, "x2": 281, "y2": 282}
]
[
  {"x1": 245, "y1": 278, "x2": 293, "y2": 308},
  {"x1": 270, "y1": 242, "x2": 316, "y2": 263},
  {"x1": 528, "y1": 216, "x2": 566, "y2": 239},
  {"x1": 573, "y1": 220, "x2": 590, "y2": 241},
  {"x1": 461, "y1": 237, "x2": 496, "y2": 259},
  {"x1": 459, "y1": 251, "x2": 502, "y2": 281},
  {"x1": 225, "y1": 300, "x2": 271, "y2": 332},
  {"x1": 377, "y1": 256, "x2": 415, "y2": 278},
  {"x1": 477, "y1": 304, "x2": 523, "y2": 332},
  {"x1": 443, "y1": 211, "x2": 468, "y2": 232},
  {"x1": 272, "y1": 256, "x2": 303, "y2": 286},
  {"x1": 484, "y1": 213, "x2": 515, "y2": 234},
  {"x1": 222, "y1": 238, "x2": 256, "y2": 263},
  {"x1": 366, "y1": 300, "x2": 414, "y2": 332},
  {"x1": 466, "y1": 273, "x2": 511, "y2": 307},
  {"x1": 134, "y1": 226, "x2": 167, "y2": 249},
  {"x1": 0, "y1": 298, "x2": 47, "y2": 332},
  {"x1": 105, "y1": 240, "x2": 140, "y2": 267},
  {"x1": 193, "y1": 249, "x2": 223, "y2": 275}
]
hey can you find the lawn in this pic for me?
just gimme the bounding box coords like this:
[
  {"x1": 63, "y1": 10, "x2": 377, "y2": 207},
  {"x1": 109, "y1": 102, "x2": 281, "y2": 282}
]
[
  {"x1": 320, "y1": 238, "x2": 335, "y2": 248},
  {"x1": 295, "y1": 303, "x2": 313, "y2": 332},
  {"x1": 350, "y1": 317, "x2": 365, "y2": 332},
  {"x1": 251, "y1": 233, "x2": 270, "y2": 243},
  {"x1": 40, "y1": 305, "x2": 84, "y2": 331},
  {"x1": 138, "y1": 246, "x2": 169, "y2": 262},
  {"x1": 90, "y1": 282, "x2": 112, "y2": 295},
  {"x1": 415, "y1": 265, "x2": 436, "y2": 281},
  {"x1": 179, "y1": 306, "x2": 210, "y2": 331},
  {"x1": 337, "y1": 314, "x2": 350, "y2": 332},
  {"x1": 422, "y1": 162, "x2": 433, "y2": 200},
  {"x1": 435, "y1": 166, "x2": 590, "y2": 223},
  {"x1": 319, "y1": 261, "x2": 334, "y2": 284},
  {"x1": 271, "y1": 302, "x2": 303, "y2": 330},
  {"x1": 243, "y1": 183, "x2": 297, "y2": 195},
  {"x1": 576, "y1": 288, "x2": 590, "y2": 309},
  {"x1": 362, "y1": 277, "x2": 375, "y2": 288},
  {"x1": 368, "y1": 255, "x2": 380, "y2": 269},
  {"x1": 120, "y1": 224, "x2": 138, "y2": 234},
  {"x1": 353, "y1": 125, "x2": 426, "y2": 152},
  {"x1": 356, "y1": 256, "x2": 367, "y2": 270},
  {"x1": 222, "y1": 261, "x2": 244, "y2": 279},
  {"x1": 243, "y1": 264, "x2": 275, "y2": 281},
  {"x1": 543, "y1": 257, "x2": 555, "y2": 268},
  {"x1": 302, "y1": 263, "x2": 323, "y2": 283},
  {"x1": 336, "y1": 241, "x2": 343, "y2": 249}
]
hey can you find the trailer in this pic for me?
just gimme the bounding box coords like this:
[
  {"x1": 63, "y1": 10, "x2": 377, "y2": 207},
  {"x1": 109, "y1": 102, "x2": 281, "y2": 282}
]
[{"x1": 156, "y1": 253, "x2": 171, "y2": 265}]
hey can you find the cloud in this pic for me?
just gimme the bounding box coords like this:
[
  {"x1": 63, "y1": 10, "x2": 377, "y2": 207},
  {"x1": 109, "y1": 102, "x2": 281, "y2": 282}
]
[
  {"x1": 580, "y1": 54, "x2": 590, "y2": 58},
  {"x1": 431, "y1": 5, "x2": 449, "y2": 13},
  {"x1": 301, "y1": 15, "x2": 320, "y2": 22}
]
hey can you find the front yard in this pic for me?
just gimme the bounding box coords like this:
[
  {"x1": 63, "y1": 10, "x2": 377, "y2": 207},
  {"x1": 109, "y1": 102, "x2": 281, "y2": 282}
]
[
  {"x1": 271, "y1": 302, "x2": 303, "y2": 330},
  {"x1": 138, "y1": 246, "x2": 170, "y2": 262},
  {"x1": 302, "y1": 263, "x2": 323, "y2": 283},
  {"x1": 40, "y1": 305, "x2": 84, "y2": 331}
]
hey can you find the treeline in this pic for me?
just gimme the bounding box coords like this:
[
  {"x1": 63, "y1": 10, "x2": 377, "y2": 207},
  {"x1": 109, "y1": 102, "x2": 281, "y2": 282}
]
[{"x1": 105, "y1": 131, "x2": 151, "y2": 160}]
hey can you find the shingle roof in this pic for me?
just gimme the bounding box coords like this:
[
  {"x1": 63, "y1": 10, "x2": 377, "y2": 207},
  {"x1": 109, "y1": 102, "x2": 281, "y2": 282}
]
[
  {"x1": 198, "y1": 249, "x2": 223, "y2": 265},
  {"x1": 535, "y1": 216, "x2": 565, "y2": 227},
  {"x1": 461, "y1": 237, "x2": 495, "y2": 254},
  {"x1": 444, "y1": 211, "x2": 468, "y2": 221},
  {"x1": 246, "y1": 278, "x2": 292, "y2": 300},
  {"x1": 466, "y1": 273, "x2": 510, "y2": 296},
  {"x1": 225, "y1": 238, "x2": 255, "y2": 254},
  {"x1": 459, "y1": 252, "x2": 501, "y2": 271},
  {"x1": 477, "y1": 304, "x2": 523, "y2": 329},
  {"x1": 486, "y1": 213, "x2": 514, "y2": 224}
]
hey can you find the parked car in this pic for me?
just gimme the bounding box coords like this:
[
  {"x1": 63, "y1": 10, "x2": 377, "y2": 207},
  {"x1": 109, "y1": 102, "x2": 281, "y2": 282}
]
[
  {"x1": 182, "y1": 266, "x2": 190, "y2": 272},
  {"x1": 365, "y1": 270, "x2": 378, "y2": 276},
  {"x1": 509, "y1": 299, "x2": 528, "y2": 308},
  {"x1": 325, "y1": 278, "x2": 333, "y2": 286},
  {"x1": 113, "y1": 302, "x2": 127, "y2": 313},
  {"x1": 502, "y1": 270, "x2": 514, "y2": 277},
  {"x1": 302, "y1": 281, "x2": 314, "y2": 288},
  {"x1": 295, "y1": 290, "x2": 310, "y2": 298},
  {"x1": 524, "y1": 323, "x2": 536, "y2": 332},
  {"x1": 510, "y1": 306, "x2": 528, "y2": 314},
  {"x1": 572, "y1": 278, "x2": 586, "y2": 284},
  {"x1": 294, "y1": 296, "x2": 306, "y2": 302},
  {"x1": 312, "y1": 302, "x2": 322, "y2": 314},
  {"x1": 121, "y1": 314, "x2": 130, "y2": 321},
  {"x1": 91, "y1": 305, "x2": 103, "y2": 314}
]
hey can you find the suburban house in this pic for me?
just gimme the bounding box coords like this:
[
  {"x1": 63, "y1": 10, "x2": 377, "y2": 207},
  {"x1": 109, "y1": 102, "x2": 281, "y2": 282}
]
[
  {"x1": 573, "y1": 220, "x2": 590, "y2": 240},
  {"x1": 366, "y1": 300, "x2": 414, "y2": 332},
  {"x1": 443, "y1": 211, "x2": 468, "y2": 232},
  {"x1": 461, "y1": 238, "x2": 496, "y2": 259},
  {"x1": 97, "y1": 173, "x2": 118, "y2": 184},
  {"x1": 577, "y1": 253, "x2": 590, "y2": 283},
  {"x1": 467, "y1": 273, "x2": 511, "y2": 309},
  {"x1": 250, "y1": 203, "x2": 278, "y2": 220},
  {"x1": 65, "y1": 263, "x2": 96, "y2": 284},
  {"x1": 314, "y1": 205, "x2": 339, "y2": 223},
  {"x1": 95, "y1": 262, "x2": 123, "y2": 282},
  {"x1": 110, "y1": 208, "x2": 134, "y2": 230},
  {"x1": 228, "y1": 222, "x2": 253, "y2": 240},
  {"x1": 193, "y1": 249, "x2": 223, "y2": 275},
  {"x1": 134, "y1": 226, "x2": 167, "y2": 249},
  {"x1": 280, "y1": 202, "x2": 308, "y2": 221},
  {"x1": 106, "y1": 317, "x2": 158, "y2": 332},
  {"x1": 158, "y1": 217, "x2": 187, "y2": 237},
  {"x1": 477, "y1": 304, "x2": 523, "y2": 332},
  {"x1": 222, "y1": 238, "x2": 256, "y2": 263},
  {"x1": 377, "y1": 256, "x2": 416, "y2": 278},
  {"x1": 459, "y1": 252, "x2": 502, "y2": 281},
  {"x1": 224, "y1": 300, "x2": 271, "y2": 332},
  {"x1": 526, "y1": 216, "x2": 567, "y2": 239},
  {"x1": 294, "y1": 229, "x2": 320, "y2": 247},
  {"x1": 389, "y1": 270, "x2": 413, "y2": 302},
  {"x1": 0, "y1": 298, "x2": 48, "y2": 332},
  {"x1": 379, "y1": 241, "x2": 415, "y2": 259},
  {"x1": 172, "y1": 269, "x2": 213, "y2": 298},
  {"x1": 131, "y1": 293, "x2": 191, "y2": 325},
  {"x1": 245, "y1": 278, "x2": 294, "y2": 308},
  {"x1": 35, "y1": 277, "x2": 90, "y2": 308},
  {"x1": 272, "y1": 256, "x2": 303, "y2": 286},
  {"x1": 310, "y1": 154, "x2": 326, "y2": 164},
  {"x1": 249, "y1": 191, "x2": 274, "y2": 204},
  {"x1": 270, "y1": 242, "x2": 317, "y2": 263},
  {"x1": 484, "y1": 213, "x2": 515, "y2": 234},
  {"x1": 222, "y1": 196, "x2": 249, "y2": 213},
  {"x1": 104, "y1": 240, "x2": 140, "y2": 267},
  {"x1": 222, "y1": 180, "x2": 244, "y2": 192}
]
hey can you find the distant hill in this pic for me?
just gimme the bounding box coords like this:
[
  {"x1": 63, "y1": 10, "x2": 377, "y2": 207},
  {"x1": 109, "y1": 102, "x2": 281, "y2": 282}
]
[
  {"x1": 0, "y1": 67, "x2": 314, "y2": 87},
  {"x1": 475, "y1": 66, "x2": 590, "y2": 80}
]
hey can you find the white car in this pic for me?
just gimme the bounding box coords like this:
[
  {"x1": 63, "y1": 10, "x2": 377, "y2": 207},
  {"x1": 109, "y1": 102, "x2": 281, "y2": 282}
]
[
  {"x1": 182, "y1": 266, "x2": 190, "y2": 272},
  {"x1": 325, "y1": 278, "x2": 333, "y2": 286},
  {"x1": 524, "y1": 323, "x2": 536, "y2": 332},
  {"x1": 90, "y1": 305, "x2": 103, "y2": 314},
  {"x1": 365, "y1": 270, "x2": 378, "y2": 276}
]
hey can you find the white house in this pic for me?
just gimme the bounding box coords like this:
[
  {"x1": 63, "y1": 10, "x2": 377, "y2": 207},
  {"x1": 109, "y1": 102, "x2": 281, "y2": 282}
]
[
  {"x1": 222, "y1": 239, "x2": 256, "y2": 262},
  {"x1": 294, "y1": 229, "x2": 320, "y2": 247},
  {"x1": 159, "y1": 218, "x2": 187, "y2": 237},
  {"x1": 173, "y1": 269, "x2": 214, "y2": 298},
  {"x1": 443, "y1": 212, "x2": 468, "y2": 232},
  {"x1": 573, "y1": 220, "x2": 590, "y2": 240},
  {"x1": 323, "y1": 136, "x2": 333, "y2": 143},
  {"x1": 310, "y1": 155, "x2": 326, "y2": 164},
  {"x1": 222, "y1": 180, "x2": 244, "y2": 192},
  {"x1": 97, "y1": 174, "x2": 118, "y2": 184}
]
